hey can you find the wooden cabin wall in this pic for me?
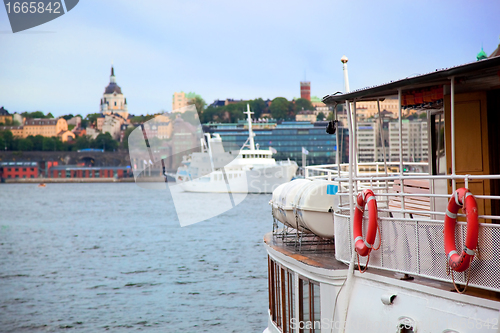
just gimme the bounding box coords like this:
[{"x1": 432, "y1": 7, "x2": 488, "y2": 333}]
[
  {"x1": 444, "y1": 91, "x2": 492, "y2": 222},
  {"x1": 487, "y1": 89, "x2": 500, "y2": 219}
]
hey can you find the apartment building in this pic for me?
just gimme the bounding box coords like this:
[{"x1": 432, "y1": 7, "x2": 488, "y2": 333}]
[{"x1": 23, "y1": 118, "x2": 68, "y2": 138}]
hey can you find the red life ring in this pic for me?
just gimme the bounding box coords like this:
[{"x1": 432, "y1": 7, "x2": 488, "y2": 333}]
[
  {"x1": 353, "y1": 189, "x2": 378, "y2": 257},
  {"x1": 444, "y1": 188, "x2": 479, "y2": 272}
]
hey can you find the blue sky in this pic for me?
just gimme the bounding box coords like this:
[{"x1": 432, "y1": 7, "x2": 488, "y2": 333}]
[{"x1": 1, "y1": 0, "x2": 499, "y2": 117}]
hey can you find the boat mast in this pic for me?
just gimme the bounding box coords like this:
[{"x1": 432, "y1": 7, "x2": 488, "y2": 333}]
[
  {"x1": 339, "y1": 55, "x2": 356, "y2": 333},
  {"x1": 341, "y1": 55, "x2": 350, "y2": 93},
  {"x1": 244, "y1": 104, "x2": 256, "y2": 151}
]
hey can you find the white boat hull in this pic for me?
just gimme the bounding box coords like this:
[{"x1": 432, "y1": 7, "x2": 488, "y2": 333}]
[{"x1": 178, "y1": 163, "x2": 298, "y2": 194}]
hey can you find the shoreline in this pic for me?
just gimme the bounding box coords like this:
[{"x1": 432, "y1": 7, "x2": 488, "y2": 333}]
[{"x1": 1, "y1": 178, "x2": 136, "y2": 184}]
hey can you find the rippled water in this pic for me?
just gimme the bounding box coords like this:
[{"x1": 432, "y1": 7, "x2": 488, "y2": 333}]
[{"x1": 0, "y1": 183, "x2": 271, "y2": 332}]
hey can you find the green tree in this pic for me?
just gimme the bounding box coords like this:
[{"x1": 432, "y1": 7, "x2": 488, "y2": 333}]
[
  {"x1": 1, "y1": 130, "x2": 14, "y2": 150},
  {"x1": 17, "y1": 138, "x2": 33, "y2": 151},
  {"x1": 42, "y1": 137, "x2": 56, "y2": 151},
  {"x1": 62, "y1": 114, "x2": 74, "y2": 120},
  {"x1": 200, "y1": 106, "x2": 220, "y2": 123},
  {"x1": 28, "y1": 135, "x2": 44, "y2": 151},
  {"x1": 250, "y1": 98, "x2": 267, "y2": 118},
  {"x1": 73, "y1": 135, "x2": 92, "y2": 151},
  {"x1": 316, "y1": 112, "x2": 326, "y2": 121},
  {"x1": 0, "y1": 136, "x2": 4, "y2": 151},
  {"x1": 46, "y1": 112, "x2": 54, "y2": 118},
  {"x1": 188, "y1": 96, "x2": 206, "y2": 115},
  {"x1": 224, "y1": 102, "x2": 246, "y2": 122},
  {"x1": 270, "y1": 97, "x2": 289, "y2": 120},
  {"x1": 85, "y1": 113, "x2": 101, "y2": 127},
  {"x1": 93, "y1": 132, "x2": 118, "y2": 151},
  {"x1": 22, "y1": 111, "x2": 46, "y2": 119},
  {"x1": 294, "y1": 98, "x2": 314, "y2": 112}
]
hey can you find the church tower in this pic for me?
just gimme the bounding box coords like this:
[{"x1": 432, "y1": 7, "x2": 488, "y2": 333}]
[{"x1": 100, "y1": 66, "x2": 129, "y2": 119}]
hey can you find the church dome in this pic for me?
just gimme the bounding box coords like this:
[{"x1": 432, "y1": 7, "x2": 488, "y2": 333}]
[
  {"x1": 105, "y1": 82, "x2": 122, "y2": 94},
  {"x1": 104, "y1": 66, "x2": 123, "y2": 94}
]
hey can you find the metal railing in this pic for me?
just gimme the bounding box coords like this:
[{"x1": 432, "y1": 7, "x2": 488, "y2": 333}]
[{"x1": 305, "y1": 164, "x2": 500, "y2": 293}]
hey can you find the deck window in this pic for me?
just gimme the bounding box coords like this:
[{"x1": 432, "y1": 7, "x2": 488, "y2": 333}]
[
  {"x1": 269, "y1": 257, "x2": 297, "y2": 332},
  {"x1": 299, "y1": 277, "x2": 320, "y2": 333}
]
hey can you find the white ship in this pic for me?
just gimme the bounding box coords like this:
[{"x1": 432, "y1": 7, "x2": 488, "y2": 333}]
[
  {"x1": 176, "y1": 105, "x2": 298, "y2": 193},
  {"x1": 264, "y1": 55, "x2": 500, "y2": 333}
]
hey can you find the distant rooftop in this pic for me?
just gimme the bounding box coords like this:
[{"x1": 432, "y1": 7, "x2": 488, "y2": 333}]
[{"x1": 0, "y1": 106, "x2": 9, "y2": 115}]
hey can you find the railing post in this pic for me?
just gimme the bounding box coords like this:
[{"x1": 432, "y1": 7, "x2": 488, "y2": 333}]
[{"x1": 451, "y1": 76, "x2": 456, "y2": 192}]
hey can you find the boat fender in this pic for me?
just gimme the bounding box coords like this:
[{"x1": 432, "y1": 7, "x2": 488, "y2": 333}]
[
  {"x1": 444, "y1": 188, "x2": 479, "y2": 272},
  {"x1": 353, "y1": 189, "x2": 378, "y2": 257}
]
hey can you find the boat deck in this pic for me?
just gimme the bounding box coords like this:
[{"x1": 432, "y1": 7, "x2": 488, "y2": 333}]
[{"x1": 264, "y1": 231, "x2": 500, "y2": 303}]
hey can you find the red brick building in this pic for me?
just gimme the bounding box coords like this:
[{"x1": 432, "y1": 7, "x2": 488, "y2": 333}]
[
  {"x1": 48, "y1": 165, "x2": 132, "y2": 178},
  {"x1": 0, "y1": 161, "x2": 39, "y2": 179}
]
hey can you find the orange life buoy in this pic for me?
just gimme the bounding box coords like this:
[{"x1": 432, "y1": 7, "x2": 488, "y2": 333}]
[
  {"x1": 353, "y1": 189, "x2": 378, "y2": 257},
  {"x1": 444, "y1": 188, "x2": 479, "y2": 272}
]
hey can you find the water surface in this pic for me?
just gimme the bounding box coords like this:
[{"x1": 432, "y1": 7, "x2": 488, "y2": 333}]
[{"x1": 0, "y1": 183, "x2": 271, "y2": 332}]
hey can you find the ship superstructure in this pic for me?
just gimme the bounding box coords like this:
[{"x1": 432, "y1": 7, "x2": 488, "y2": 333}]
[
  {"x1": 176, "y1": 105, "x2": 297, "y2": 193},
  {"x1": 264, "y1": 56, "x2": 500, "y2": 333}
]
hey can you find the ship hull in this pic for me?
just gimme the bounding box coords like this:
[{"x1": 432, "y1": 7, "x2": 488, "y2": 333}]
[
  {"x1": 264, "y1": 231, "x2": 500, "y2": 333},
  {"x1": 177, "y1": 163, "x2": 298, "y2": 194}
]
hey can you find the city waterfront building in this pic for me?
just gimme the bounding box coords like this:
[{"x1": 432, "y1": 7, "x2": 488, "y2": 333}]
[
  {"x1": 204, "y1": 120, "x2": 348, "y2": 166},
  {"x1": 0, "y1": 107, "x2": 12, "y2": 124},
  {"x1": 57, "y1": 130, "x2": 76, "y2": 142},
  {"x1": 356, "y1": 120, "x2": 380, "y2": 163},
  {"x1": 48, "y1": 165, "x2": 132, "y2": 178},
  {"x1": 102, "y1": 115, "x2": 123, "y2": 140},
  {"x1": 388, "y1": 119, "x2": 428, "y2": 162},
  {"x1": 100, "y1": 66, "x2": 129, "y2": 119},
  {"x1": 72, "y1": 127, "x2": 86, "y2": 137},
  {"x1": 23, "y1": 118, "x2": 69, "y2": 140},
  {"x1": 86, "y1": 127, "x2": 99, "y2": 139},
  {"x1": 67, "y1": 116, "x2": 81, "y2": 127},
  {"x1": 0, "y1": 126, "x2": 23, "y2": 137},
  {"x1": 172, "y1": 92, "x2": 201, "y2": 112},
  {"x1": 355, "y1": 98, "x2": 401, "y2": 119},
  {"x1": 295, "y1": 110, "x2": 316, "y2": 122},
  {"x1": 310, "y1": 96, "x2": 326, "y2": 108},
  {"x1": 0, "y1": 161, "x2": 39, "y2": 179}
]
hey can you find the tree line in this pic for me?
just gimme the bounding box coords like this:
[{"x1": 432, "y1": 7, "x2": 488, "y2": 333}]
[
  {"x1": 200, "y1": 97, "x2": 314, "y2": 123},
  {"x1": 0, "y1": 130, "x2": 120, "y2": 152}
]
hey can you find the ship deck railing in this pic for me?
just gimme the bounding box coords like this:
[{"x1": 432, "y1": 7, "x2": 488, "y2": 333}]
[{"x1": 304, "y1": 164, "x2": 500, "y2": 293}]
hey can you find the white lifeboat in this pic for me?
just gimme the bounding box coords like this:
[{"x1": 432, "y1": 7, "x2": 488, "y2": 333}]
[
  {"x1": 270, "y1": 182, "x2": 287, "y2": 222},
  {"x1": 276, "y1": 179, "x2": 311, "y2": 229},
  {"x1": 294, "y1": 180, "x2": 338, "y2": 238}
]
